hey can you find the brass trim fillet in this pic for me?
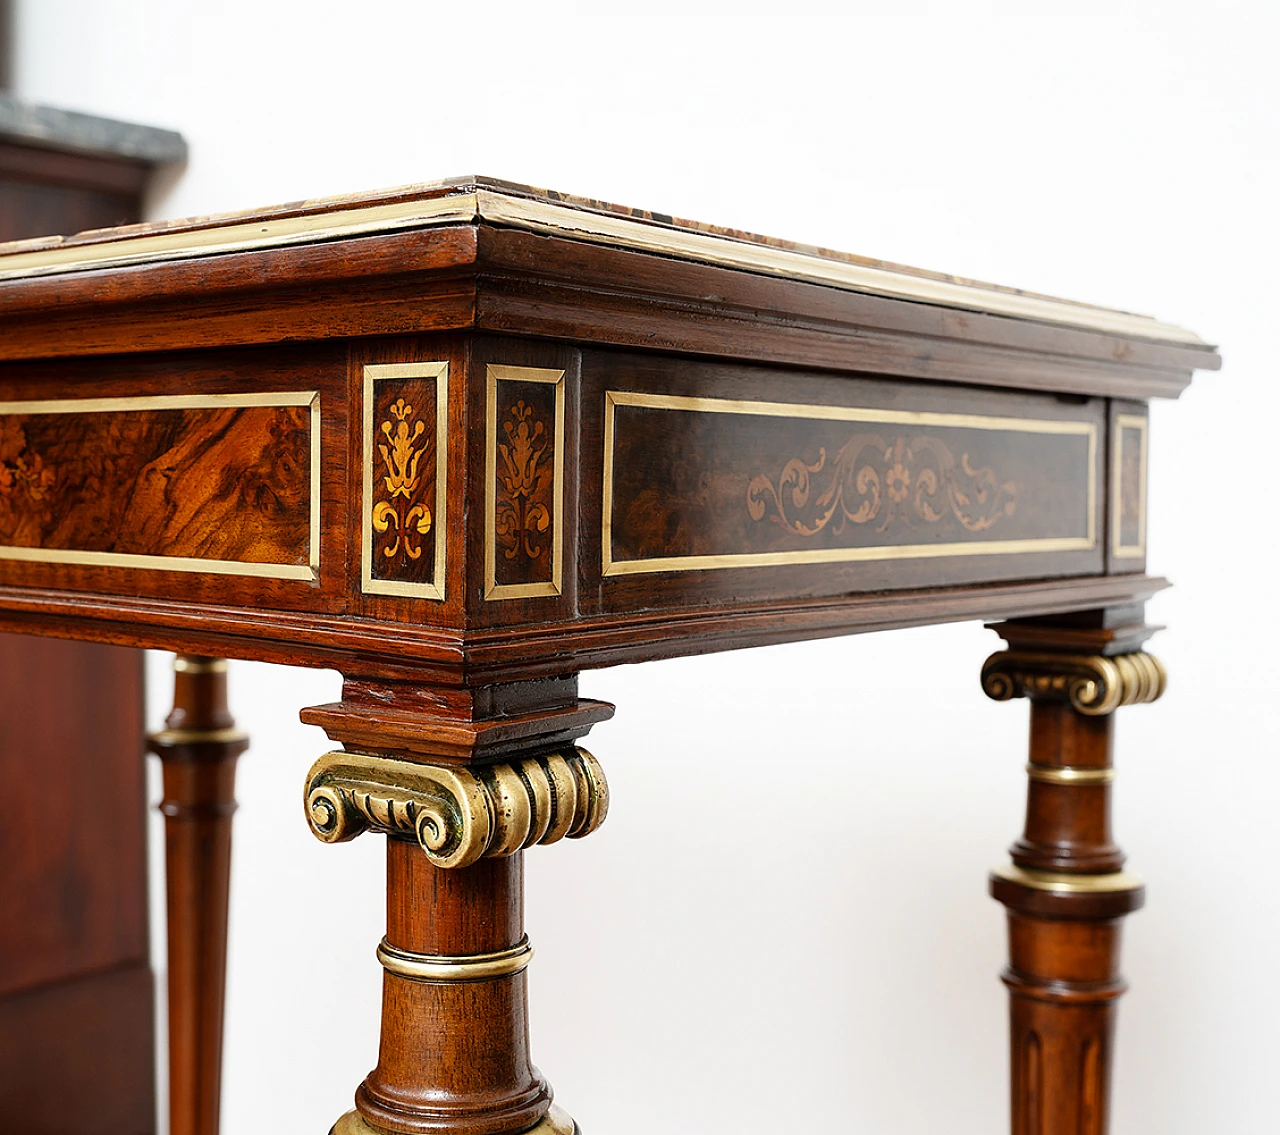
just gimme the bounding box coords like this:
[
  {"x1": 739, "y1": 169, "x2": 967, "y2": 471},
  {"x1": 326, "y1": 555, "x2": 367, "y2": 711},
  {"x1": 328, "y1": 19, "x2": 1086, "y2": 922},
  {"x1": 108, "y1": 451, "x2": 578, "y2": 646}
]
[
  {"x1": 1112, "y1": 413, "x2": 1149, "y2": 560},
  {"x1": 376, "y1": 936, "x2": 534, "y2": 983},
  {"x1": 361, "y1": 362, "x2": 449, "y2": 600},
  {"x1": 148, "y1": 727, "x2": 250, "y2": 745},
  {"x1": 0, "y1": 391, "x2": 320, "y2": 581},
  {"x1": 0, "y1": 184, "x2": 1205, "y2": 347},
  {"x1": 173, "y1": 656, "x2": 229, "y2": 674},
  {"x1": 484, "y1": 364, "x2": 566, "y2": 600},
  {"x1": 992, "y1": 863, "x2": 1143, "y2": 894},
  {"x1": 1025, "y1": 763, "x2": 1116, "y2": 786},
  {"x1": 331, "y1": 1103, "x2": 576, "y2": 1135},
  {"x1": 602, "y1": 391, "x2": 1098, "y2": 576}
]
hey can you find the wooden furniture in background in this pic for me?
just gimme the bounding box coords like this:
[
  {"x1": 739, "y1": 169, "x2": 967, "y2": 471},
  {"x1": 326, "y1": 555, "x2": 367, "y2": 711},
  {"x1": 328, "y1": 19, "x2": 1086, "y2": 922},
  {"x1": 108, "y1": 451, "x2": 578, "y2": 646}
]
[
  {"x1": 0, "y1": 92, "x2": 183, "y2": 1134},
  {"x1": 0, "y1": 176, "x2": 1217, "y2": 1135},
  {"x1": 148, "y1": 657, "x2": 248, "y2": 1135}
]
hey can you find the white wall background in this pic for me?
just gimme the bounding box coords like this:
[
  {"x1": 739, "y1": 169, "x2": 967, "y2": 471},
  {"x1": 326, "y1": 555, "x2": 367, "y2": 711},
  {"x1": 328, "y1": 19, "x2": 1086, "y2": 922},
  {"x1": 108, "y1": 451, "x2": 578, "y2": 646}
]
[{"x1": 12, "y1": 2, "x2": 1279, "y2": 1132}]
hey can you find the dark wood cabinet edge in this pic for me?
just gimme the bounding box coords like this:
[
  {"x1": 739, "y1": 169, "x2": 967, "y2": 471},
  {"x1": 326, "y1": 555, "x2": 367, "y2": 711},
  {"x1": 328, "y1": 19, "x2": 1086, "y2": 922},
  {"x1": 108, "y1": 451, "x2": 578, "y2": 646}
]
[
  {"x1": 0, "y1": 143, "x2": 152, "y2": 197},
  {"x1": 0, "y1": 573, "x2": 1168, "y2": 683}
]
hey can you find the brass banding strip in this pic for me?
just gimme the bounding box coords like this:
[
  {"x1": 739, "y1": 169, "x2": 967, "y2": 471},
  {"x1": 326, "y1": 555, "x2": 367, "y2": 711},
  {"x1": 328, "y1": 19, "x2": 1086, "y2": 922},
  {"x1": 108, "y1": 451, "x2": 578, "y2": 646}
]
[
  {"x1": 376, "y1": 936, "x2": 534, "y2": 983},
  {"x1": 992, "y1": 863, "x2": 1143, "y2": 894},
  {"x1": 173, "y1": 656, "x2": 229, "y2": 674},
  {"x1": 0, "y1": 184, "x2": 1204, "y2": 346},
  {"x1": 1025, "y1": 763, "x2": 1116, "y2": 786},
  {"x1": 148, "y1": 727, "x2": 249, "y2": 745}
]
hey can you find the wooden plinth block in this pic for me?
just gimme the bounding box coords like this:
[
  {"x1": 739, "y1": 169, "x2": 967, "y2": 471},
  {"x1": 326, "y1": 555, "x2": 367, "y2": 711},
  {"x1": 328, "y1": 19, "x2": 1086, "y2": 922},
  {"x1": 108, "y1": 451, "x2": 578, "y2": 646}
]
[
  {"x1": 983, "y1": 614, "x2": 1163, "y2": 1135},
  {"x1": 304, "y1": 677, "x2": 608, "y2": 1135},
  {"x1": 148, "y1": 655, "x2": 249, "y2": 1135}
]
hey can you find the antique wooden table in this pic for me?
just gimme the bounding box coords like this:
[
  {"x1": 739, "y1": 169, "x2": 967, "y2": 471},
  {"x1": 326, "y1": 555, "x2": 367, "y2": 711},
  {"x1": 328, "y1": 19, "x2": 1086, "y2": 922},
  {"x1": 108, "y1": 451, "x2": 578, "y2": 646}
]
[{"x1": 0, "y1": 178, "x2": 1218, "y2": 1135}]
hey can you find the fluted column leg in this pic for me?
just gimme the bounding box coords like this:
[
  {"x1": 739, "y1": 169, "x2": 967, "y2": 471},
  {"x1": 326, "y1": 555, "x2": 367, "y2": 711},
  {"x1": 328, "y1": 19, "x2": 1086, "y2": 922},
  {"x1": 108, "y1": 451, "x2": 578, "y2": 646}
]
[
  {"x1": 982, "y1": 616, "x2": 1166, "y2": 1135},
  {"x1": 148, "y1": 656, "x2": 248, "y2": 1135}
]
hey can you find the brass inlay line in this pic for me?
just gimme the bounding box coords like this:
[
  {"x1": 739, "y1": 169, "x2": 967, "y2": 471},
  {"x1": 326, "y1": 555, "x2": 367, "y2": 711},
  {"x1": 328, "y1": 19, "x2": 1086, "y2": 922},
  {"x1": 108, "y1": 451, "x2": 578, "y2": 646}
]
[
  {"x1": 376, "y1": 936, "x2": 534, "y2": 983},
  {"x1": 361, "y1": 362, "x2": 448, "y2": 600},
  {"x1": 484, "y1": 364, "x2": 565, "y2": 601},
  {"x1": 1112, "y1": 413, "x2": 1149, "y2": 560},
  {"x1": 1025, "y1": 763, "x2": 1116, "y2": 786},
  {"x1": 0, "y1": 185, "x2": 1205, "y2": 345},
  {"x1": 0, "y1": 391, "x2": 320, "y2": 581},
  {"x1": 602, "y1": 391, "x2": 1098, "y2": 577},
  {"x1": 992, "y1": 863, "x2": 1143, "y2": 894}
]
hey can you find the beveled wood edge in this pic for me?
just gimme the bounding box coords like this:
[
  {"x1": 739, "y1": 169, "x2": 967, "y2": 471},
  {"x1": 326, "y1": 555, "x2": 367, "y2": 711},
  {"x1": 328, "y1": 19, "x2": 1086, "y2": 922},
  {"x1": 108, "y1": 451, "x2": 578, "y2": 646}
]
[
  {"x1": 0, "y1": 574, "x2": 1168, "y2": 683},
  {"x1": 0, "y1": 179, "x2": 1207, "y2": 347}
]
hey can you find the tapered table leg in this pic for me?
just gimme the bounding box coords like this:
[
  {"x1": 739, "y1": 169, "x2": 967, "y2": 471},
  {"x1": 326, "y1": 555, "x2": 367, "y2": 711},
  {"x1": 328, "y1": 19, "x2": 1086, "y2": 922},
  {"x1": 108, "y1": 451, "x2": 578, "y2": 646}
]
[
  {"x1": 982, "y1": 615, "x2": 1166, "y2": 1135},
  {"x1": 301, "y1": 676, "x2": 611, "y2": 1135},
  {"x1": 148, "y1": 656, "x2": 249, "y2": 1135}
]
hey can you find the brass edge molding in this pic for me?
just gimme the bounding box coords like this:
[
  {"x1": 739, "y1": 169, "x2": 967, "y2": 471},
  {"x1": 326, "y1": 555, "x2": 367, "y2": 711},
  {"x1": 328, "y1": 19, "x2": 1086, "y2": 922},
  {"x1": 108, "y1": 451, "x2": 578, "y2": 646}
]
[
  {"x1": 331, "y1": 1104, "x2": 576, "y2": 1135},
  {"x1": 304, "y1": 746, "x2": 609, "y2": 869},
  {"x1": 376, "y1": 936, "x2": 534, "y2": 983},
  {"x1": 1025, "y1": 763, "x2": 1116, "y2": 786},
  {"x1": 602, "y1": 390, "x2": 1098, "y2": 577},
  {"x1": 361, "y1": 361, "x2": 448, "y2": 600},
  {"x1": 0, "y1": 183, "x2": 1205, "y2": 346},
  {"x1": 0, "y1": 191, "x2": 480, "y2": 282},
  {"x1": 484, "y1": 364, "x2": 566, "y2": 600},
  {"x1": 173, "y1": 656, "x2": 229, "y2": 674},
  {"x1": 982, "y1": 650, "x2": 1167, "y2": 716},
  {"x1": 0, "y1": 391, "x2": 321, "y2": 582},
  {"x1": 477, "y1": 190, "x2": 1205, "y2": 347},
  {"x1": 1112, "y1": 413, "x2": 1149, "y2": 560},
  {"x1": 991, "y1": 863, "x2": 1144, "y2": 894}
]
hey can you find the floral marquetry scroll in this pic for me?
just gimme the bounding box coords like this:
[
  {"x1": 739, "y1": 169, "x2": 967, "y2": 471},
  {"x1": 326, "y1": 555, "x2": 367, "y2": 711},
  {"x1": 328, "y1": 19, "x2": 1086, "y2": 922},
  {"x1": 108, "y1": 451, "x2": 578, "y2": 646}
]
[
  {"x1": 747, "y1": 433, "x2": 1017, "y2": 537},
  {"x1": 362, "y1": 362, "x2": 448, "y2": 599},
  {"x1": 485, "y1": 365, "x2": 565, "y2": 600},
  {"x1": 604, "y1": 390, "x2": 1099, "y2": 578}
]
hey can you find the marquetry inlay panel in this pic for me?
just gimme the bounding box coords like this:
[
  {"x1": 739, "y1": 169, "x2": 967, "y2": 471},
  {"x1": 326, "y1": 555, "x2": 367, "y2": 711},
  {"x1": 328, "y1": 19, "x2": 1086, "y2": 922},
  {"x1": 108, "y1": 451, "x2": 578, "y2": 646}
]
[
  {"x1": 485, "y1": 364, "x2": 565, "y2": 600},
  {"x1": 1112, "y1": 413, "x2": 1148, "y2": 560},
  {"x1": 602, "y1": 392, "x2": 1098, "y2": 577},
  {"x1": 0, "y1": 392, "x2": 319, "y2": 579},
  {"x1": 362, "y1": 362, "x2": 448, "y2": 599}
]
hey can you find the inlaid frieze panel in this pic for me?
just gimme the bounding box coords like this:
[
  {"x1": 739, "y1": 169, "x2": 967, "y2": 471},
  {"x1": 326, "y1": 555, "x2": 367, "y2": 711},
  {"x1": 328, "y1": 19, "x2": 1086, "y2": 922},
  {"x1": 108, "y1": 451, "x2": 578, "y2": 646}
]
[
  {"x1": 484, "y1": 364, "x2": 564, "y2": 600},
  {"x1": 0, "y1": 392, "x2": 319, "y2": 578},
  {"x1": 1112, "y1": 413, "x2": 1147, "y2": 561},
  {"x1": 603, "y1": 393, "x2": 1098, "y2": 576},
  {"x1": 362, "y1": 362, "x2": 448, "y2": 599}
]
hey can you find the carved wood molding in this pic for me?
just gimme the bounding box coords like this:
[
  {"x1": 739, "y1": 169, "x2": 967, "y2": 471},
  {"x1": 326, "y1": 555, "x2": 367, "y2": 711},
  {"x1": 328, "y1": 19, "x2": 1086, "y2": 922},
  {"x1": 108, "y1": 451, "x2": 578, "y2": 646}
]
[
  {"x1": 981, "y1": 650, "x2": 1166, "y2": 716},
  {"x1": 304, "y1": 747, "x2": 608, "y2": 868}
]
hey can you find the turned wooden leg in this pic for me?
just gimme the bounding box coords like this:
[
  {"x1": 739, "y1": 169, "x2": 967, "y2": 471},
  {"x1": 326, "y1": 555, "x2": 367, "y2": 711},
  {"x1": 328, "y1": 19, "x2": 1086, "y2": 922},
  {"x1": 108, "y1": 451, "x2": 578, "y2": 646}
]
[
  {"x1": 982, "y1": 615, "x2": 1166, "y2": 1135},
  {"x1": 301, "y1": 677, "x2": 611, "y2": 1135},
  {"x1": 148, "y1": 656, "x2": 249, "y2": 1135}
]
